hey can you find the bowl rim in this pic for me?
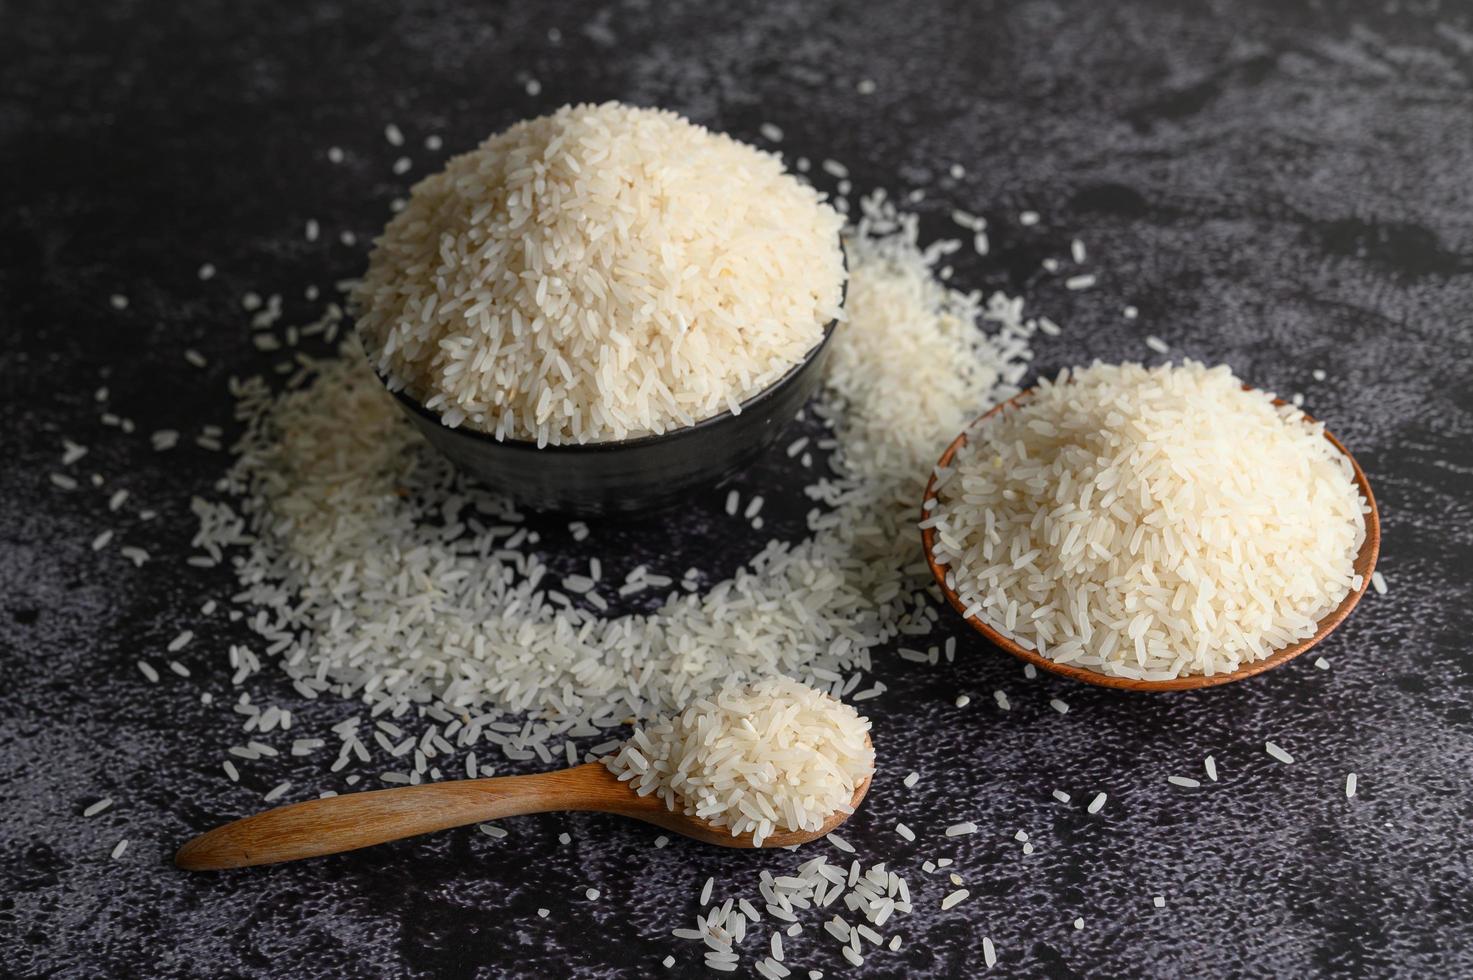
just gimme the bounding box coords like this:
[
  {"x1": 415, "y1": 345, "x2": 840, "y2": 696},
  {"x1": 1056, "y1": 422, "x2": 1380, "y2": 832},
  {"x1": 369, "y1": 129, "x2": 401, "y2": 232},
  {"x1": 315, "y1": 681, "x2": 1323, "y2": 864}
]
[
  {"x1": 375, "y1": 316, "x2": 838, "y2": 454},
  {"x1": 919, "y1": 386, "x2": 1382, "y2": 692}
]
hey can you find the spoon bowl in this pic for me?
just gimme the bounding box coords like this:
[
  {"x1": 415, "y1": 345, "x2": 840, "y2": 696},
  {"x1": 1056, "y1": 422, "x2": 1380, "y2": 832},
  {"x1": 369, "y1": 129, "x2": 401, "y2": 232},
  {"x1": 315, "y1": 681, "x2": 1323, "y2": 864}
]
[
  {"x1": 176, "y1": 748, "x2": 872, "y2": 870},
  {"x1": 920, "y1": 389, "x2": 1381, "y2": 692}
]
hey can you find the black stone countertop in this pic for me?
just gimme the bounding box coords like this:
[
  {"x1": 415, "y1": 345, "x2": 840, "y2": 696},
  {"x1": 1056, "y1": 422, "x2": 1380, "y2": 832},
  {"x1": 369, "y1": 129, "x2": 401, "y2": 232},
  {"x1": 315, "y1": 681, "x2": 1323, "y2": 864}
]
[{"x1": 3, "y1": 1, "x2": 1471, "y2": 977}]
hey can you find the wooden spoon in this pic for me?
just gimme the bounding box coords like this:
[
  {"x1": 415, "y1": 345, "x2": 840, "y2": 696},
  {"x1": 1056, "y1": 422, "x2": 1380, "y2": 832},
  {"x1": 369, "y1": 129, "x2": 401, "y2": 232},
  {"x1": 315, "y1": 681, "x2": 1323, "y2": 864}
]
[
  {"x1": 920, "y1": 388, "x2": 1381, "y2": 692},
  {"x1": 176, "y1": 755, "x2": 872, "y2": 871}
]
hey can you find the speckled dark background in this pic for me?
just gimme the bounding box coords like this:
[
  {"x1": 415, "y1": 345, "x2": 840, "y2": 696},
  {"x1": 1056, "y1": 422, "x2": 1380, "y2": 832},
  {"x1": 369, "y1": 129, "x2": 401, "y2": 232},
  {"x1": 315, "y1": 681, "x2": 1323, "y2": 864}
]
[{"x1": 3, "y1": 0, "x2": 1472, "y2": 976}]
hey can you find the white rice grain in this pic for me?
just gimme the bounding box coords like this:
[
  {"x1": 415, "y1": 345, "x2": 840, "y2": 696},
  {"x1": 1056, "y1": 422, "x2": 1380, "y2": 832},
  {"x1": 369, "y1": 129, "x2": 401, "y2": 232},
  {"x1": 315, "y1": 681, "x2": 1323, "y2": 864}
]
[
  {"x1": 1265, "y1": 742, "x2": 1295, "y2": 765},
  {"x1": 940, "y1": 889, "x2": 969, "y2": 909}
]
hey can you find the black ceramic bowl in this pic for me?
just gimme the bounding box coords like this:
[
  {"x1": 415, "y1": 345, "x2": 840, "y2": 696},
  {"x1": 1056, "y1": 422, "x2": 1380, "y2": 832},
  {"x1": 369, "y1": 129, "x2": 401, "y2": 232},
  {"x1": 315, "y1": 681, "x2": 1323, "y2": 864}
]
[{"x1": 379, "y1": 321, "x2": 837, "y2": 515}]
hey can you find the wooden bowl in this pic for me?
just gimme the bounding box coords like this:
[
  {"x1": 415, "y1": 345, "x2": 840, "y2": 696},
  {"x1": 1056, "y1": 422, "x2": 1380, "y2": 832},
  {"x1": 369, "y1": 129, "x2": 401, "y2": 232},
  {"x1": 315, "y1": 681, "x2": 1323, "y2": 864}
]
[{"x1": 919, "y1": 390, "x2": 1382, "y2": 691}]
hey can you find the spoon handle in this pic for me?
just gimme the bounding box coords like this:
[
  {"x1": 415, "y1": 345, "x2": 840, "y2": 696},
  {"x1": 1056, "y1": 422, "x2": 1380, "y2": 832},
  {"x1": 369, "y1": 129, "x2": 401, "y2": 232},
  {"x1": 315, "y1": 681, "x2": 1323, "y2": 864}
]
[{"x1": 176, "y1": 763, "x2": 626, "y2": 870}]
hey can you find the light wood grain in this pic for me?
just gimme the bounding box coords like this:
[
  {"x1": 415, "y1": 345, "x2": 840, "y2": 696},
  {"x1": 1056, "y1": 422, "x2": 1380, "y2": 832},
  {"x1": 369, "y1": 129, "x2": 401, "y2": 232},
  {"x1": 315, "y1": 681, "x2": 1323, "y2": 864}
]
[
  {"x1": 920, "y1": 388, "x2": 1381, "y2": 692},
  {"x1": 177, "y1": 758, "x2": 871, "y2": 870}
]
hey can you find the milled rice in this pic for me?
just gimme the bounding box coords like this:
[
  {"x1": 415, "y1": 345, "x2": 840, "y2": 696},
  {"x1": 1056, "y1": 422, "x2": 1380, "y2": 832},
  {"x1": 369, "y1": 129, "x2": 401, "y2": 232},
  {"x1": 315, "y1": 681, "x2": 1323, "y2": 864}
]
[
  {"x1": 353, "y1": 102, "x2": 846, "y2": 445},
  {"x1": 196, "y1": 188, "x2": 1032, "y2": 732},
  {"x1": 603, "y1": 677, "x2": 873, "y2": 847},
  {"x1": 187, "y1": 172, "x2": 1051, "y2": 973},
  {"x1": 928, "y1": 360, "x2": 1368, "y2": 679}
]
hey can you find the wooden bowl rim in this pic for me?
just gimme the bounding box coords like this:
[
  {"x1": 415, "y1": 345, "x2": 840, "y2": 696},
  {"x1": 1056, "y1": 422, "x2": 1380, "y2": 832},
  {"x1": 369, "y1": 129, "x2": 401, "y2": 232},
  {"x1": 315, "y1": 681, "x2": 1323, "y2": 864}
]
[{"x1": 919, "y1": 388, "x2": 1381, "y2": 692}]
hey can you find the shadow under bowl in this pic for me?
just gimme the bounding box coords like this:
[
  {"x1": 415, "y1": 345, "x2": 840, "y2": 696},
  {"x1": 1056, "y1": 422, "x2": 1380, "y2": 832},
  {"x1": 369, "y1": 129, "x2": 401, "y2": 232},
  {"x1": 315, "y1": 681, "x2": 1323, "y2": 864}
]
[
  {"x1": 920, "y1": 389, "x2": 1382, "y2": 692},
  {"x1": 380, "y1": 322, "x2": 836, "y2": 516}
]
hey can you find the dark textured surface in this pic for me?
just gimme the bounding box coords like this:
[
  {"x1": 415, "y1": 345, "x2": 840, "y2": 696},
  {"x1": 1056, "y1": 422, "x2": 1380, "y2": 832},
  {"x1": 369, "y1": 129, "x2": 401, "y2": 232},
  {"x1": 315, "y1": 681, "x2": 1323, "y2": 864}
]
[{"x1": 3, "y1": 1, "x2": 1472, "y2": 977}]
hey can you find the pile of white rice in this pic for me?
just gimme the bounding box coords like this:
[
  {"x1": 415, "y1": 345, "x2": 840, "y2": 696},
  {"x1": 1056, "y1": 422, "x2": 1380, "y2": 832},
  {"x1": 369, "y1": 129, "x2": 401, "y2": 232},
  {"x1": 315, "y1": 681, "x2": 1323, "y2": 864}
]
[
  {"x1": 196, "y1": 188, "x2": 1033, "y2": 745},
  {"x1": 185, "y1": 183, "x2": 1036, "y2": 974},
  {"x1": 926, "y1": 360, "x2": 1369, "y2": 679},
  {"x1": 603, "y1": 676, "x2": 874, "y2": 846},
  {"x1": 351, "y1": 101, "x2": 846, "y2": 445}
]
